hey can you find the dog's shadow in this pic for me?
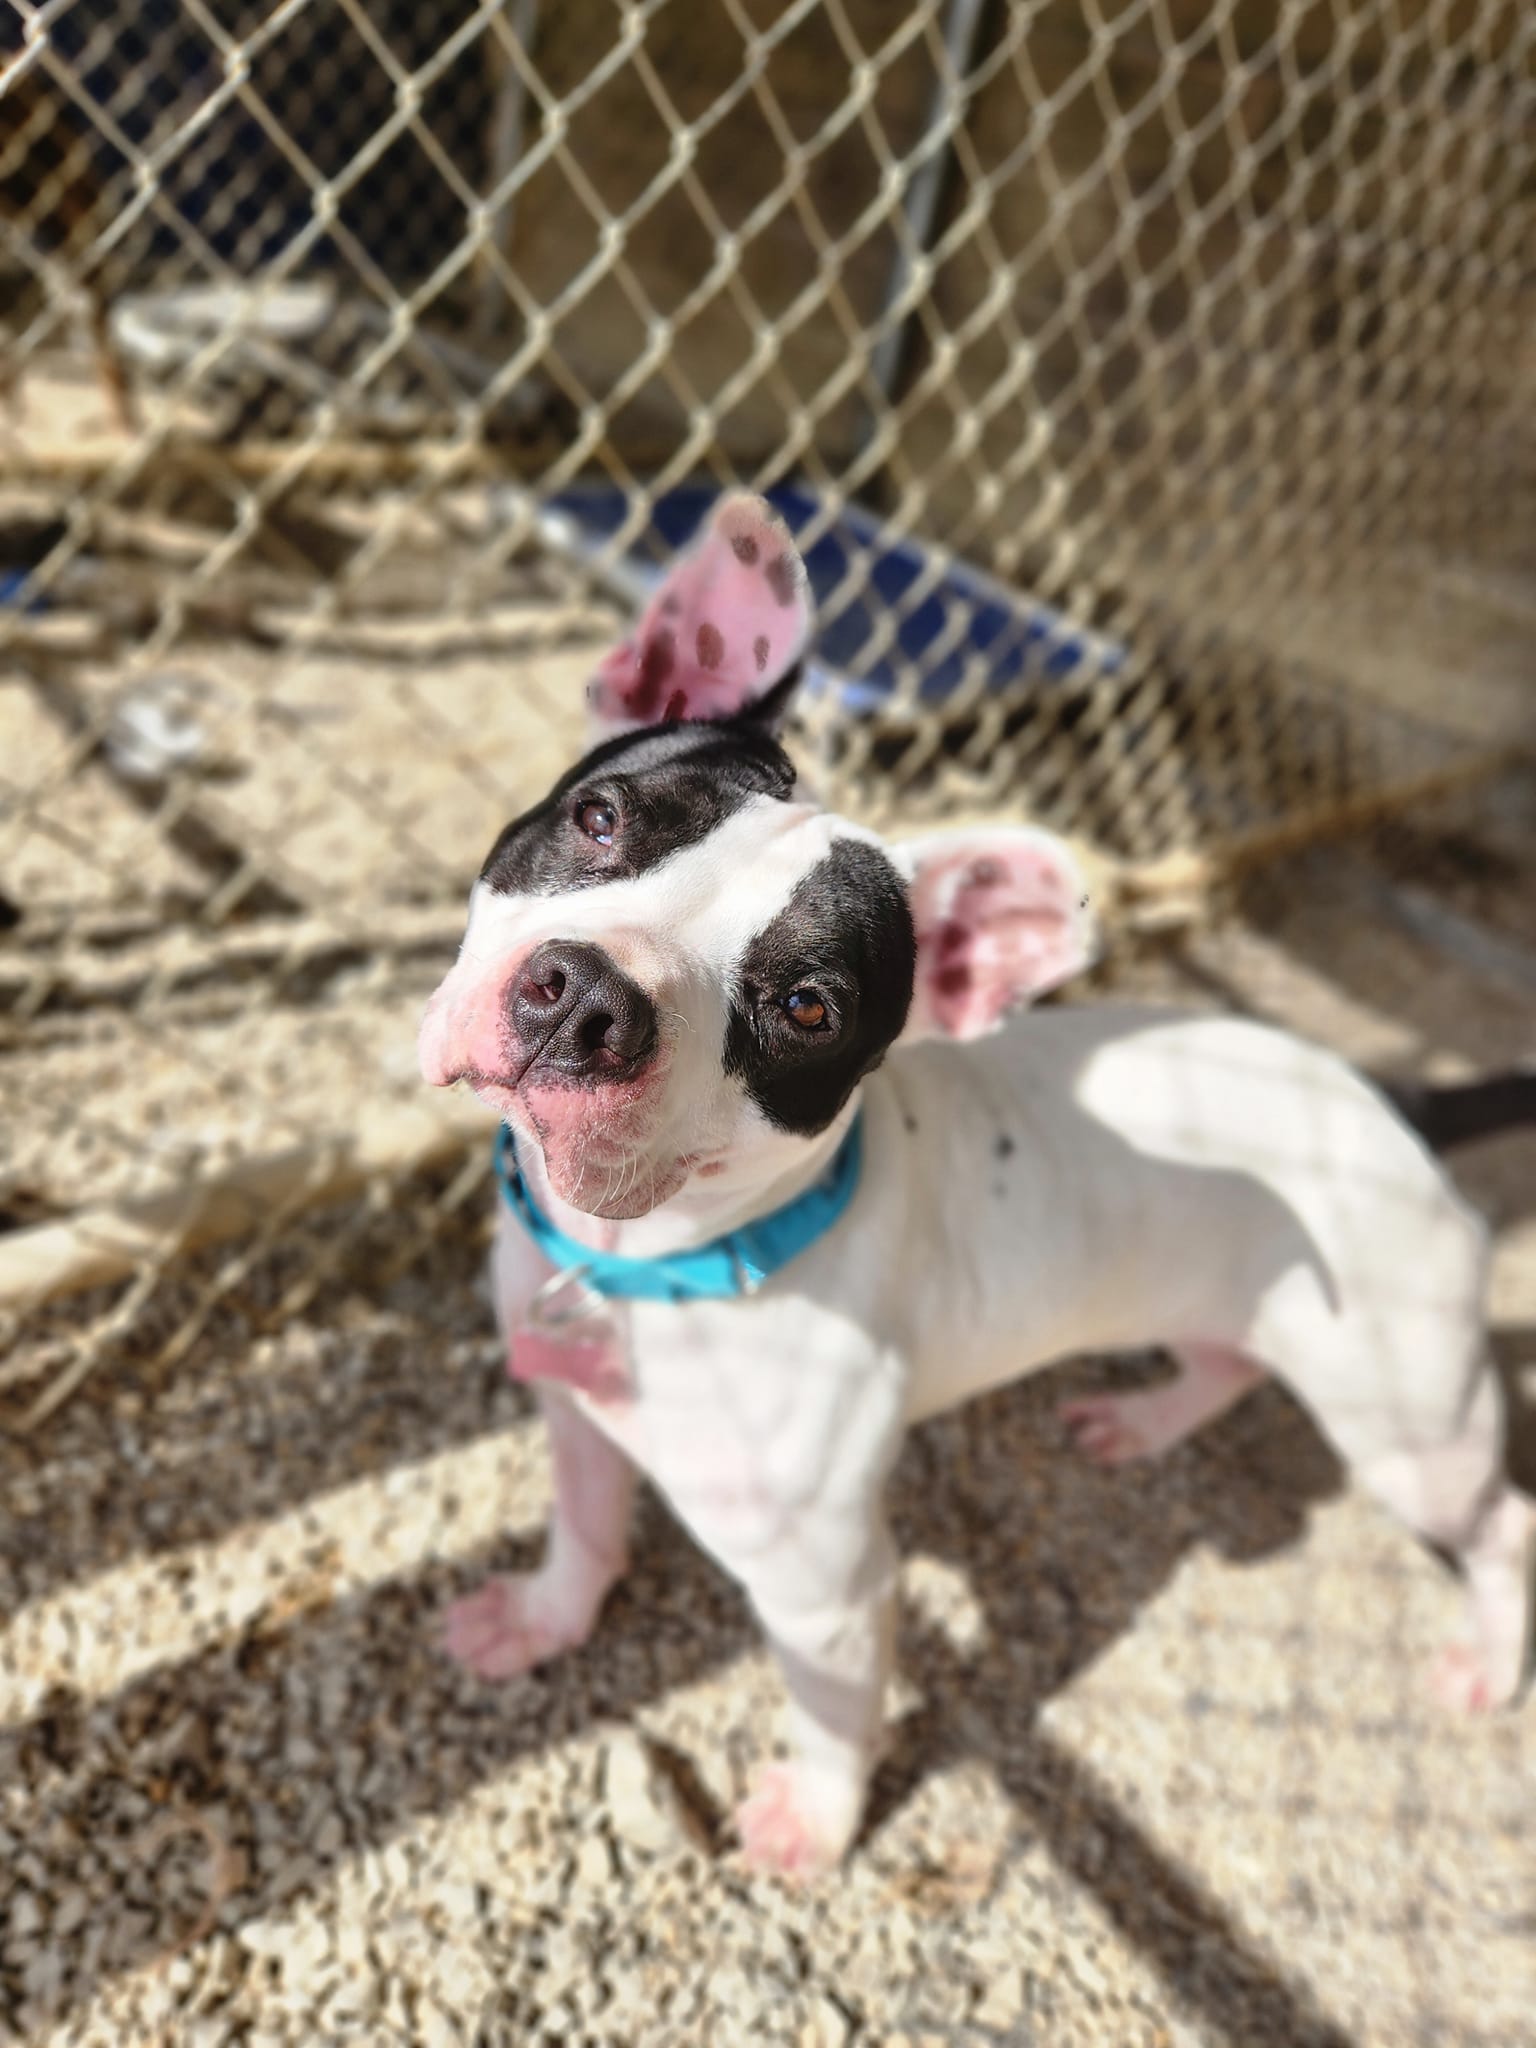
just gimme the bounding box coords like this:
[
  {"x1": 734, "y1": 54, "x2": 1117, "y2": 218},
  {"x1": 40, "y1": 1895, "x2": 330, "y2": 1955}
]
[
  {"x1": 875, "y1": 1348, "x2": 1345, "y2": 1798},
  {"x1": 874, "y1": 1356, "x2": 1335, "y2": 1804},
  {"x1": 626, "y1": 1351, "x2": 1357, "y2": 2043}
]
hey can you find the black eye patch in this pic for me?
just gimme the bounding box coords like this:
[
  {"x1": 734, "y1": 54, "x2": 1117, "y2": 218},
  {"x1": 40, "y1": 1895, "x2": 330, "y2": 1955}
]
[
  {"x1": 725, "y1": 837, "x2": 916, "y2": 1134},
  {"x1": 479, "y1": 719, "x2": 797, "y2": 896}
]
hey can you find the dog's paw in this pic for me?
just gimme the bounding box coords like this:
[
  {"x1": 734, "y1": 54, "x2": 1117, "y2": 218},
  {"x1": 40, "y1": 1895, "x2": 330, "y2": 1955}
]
[
  {"x1": 1060, "y1": 1393, "x2": 1158, "y2": 1465},
  {"x1": 1430, "y1": 1638, "x2": 1525, "y2": 1716},
  {"x1": 734, "y1": 1764, "x2": 852, "y2": 1883},
  {"x1": 1431, "y1": 1641, "x2": 1496, "y2": 1715},
  {"x1": 439, "y1": 1574, "x2": 580, "y2": 1681}
]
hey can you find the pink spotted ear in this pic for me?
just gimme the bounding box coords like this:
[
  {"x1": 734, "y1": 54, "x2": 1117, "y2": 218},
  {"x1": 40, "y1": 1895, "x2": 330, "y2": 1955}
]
[
  {"x1": 893, "y1": 828, "x2": 1096, "y2": 1043},
  {"x1": 587, "y1": 493, "x2": 813, "y2": 734}
]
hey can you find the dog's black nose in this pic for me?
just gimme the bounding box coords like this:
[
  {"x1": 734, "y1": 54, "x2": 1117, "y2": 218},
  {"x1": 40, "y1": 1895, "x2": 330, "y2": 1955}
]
[{"x1": 512, "y1": 940, "x2": 657, "y2": 1078}]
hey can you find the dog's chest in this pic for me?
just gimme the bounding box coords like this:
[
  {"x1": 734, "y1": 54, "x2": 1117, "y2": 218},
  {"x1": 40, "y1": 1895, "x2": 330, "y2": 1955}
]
[{"x1": 558, "y1": 1289, "x2": 907, "y2": 1580}]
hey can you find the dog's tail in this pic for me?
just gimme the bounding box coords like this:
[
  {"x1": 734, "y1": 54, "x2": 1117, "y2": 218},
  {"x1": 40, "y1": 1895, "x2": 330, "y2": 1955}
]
[{"x1": 1383, "y1": 1068, "x2": 1536, "y2": 1152}]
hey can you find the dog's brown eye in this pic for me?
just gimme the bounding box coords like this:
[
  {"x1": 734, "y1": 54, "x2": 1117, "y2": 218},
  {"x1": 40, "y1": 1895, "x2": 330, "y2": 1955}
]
[
  {"x1": 576, "y1": 799, "x2": 616, "y2": 846},
  {"x1": 784, "y1": 988, "x2": 828, "y2": 1031}
]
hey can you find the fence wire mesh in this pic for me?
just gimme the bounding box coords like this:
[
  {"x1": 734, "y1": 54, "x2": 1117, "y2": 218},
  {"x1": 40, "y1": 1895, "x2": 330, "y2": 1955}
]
[{"x1": 1, "y1": 3, "x2": 1535, "y2": 2039}]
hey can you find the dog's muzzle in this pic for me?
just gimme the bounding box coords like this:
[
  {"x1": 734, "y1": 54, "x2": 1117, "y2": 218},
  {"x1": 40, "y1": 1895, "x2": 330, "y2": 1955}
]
[{"x1": 510, "y1": 939, "x2": 658, "y2": 1082}]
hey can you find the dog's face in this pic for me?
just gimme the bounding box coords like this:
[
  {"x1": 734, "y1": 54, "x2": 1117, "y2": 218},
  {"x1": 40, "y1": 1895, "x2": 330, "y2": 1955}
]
[{"x1": 421, "y1": 496, "x2": 1094, "y2": 1220}]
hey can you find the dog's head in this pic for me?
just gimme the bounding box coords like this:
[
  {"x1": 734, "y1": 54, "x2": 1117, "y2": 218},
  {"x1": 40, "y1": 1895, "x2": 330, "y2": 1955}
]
[{"x1": 420, "y1": 495, "x2": 1095, "y2": 1220}]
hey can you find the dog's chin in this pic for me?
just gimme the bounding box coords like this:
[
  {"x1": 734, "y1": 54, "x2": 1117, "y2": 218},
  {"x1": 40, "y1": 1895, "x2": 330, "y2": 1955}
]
[
  {"x1": 575, "y1": 1178, "x2": 681, "y2": 1222},
  {"x1": 532, "y1": 1129, "x2": 690, "y2": 1222}
]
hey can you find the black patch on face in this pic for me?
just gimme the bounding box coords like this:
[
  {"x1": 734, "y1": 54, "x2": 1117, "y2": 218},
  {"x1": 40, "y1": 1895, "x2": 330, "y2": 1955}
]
[
  {"x1": 725, "y1": 838, "x2": 916, "y2": 1134},
  {"x1": 479, "y1": 719, "x2": 797, "y2": 896}
]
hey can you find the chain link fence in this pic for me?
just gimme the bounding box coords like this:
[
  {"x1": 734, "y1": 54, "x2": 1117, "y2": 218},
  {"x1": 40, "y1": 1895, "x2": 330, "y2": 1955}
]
[
  {"x1": 1, "y1": 0, "x2": 1532, "y2": 1422},
  {"x1": 2, "y1": 3, "x2": 1536, "y2": 2040}
]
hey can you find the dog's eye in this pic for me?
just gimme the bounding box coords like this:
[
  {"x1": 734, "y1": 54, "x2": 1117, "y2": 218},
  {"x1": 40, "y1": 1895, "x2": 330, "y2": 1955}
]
[
  {"x1": 783, "y1": 988, "x2": 829, "y2": 1031},
  {"x1": 575, "y1": 798, "x2": 617, "y2": 846}
]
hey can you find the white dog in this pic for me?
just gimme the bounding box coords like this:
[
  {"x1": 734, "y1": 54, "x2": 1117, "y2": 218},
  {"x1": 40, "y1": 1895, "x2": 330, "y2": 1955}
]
[{"x1": 420, "y1": 494, "x2": 1533, "y2": 1877}]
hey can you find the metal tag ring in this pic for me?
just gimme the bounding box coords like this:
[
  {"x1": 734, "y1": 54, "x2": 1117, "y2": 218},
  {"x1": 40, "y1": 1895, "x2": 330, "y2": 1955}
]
[{"x1": 525, "y1": 1263, "x2": 605, "y2": 1332}]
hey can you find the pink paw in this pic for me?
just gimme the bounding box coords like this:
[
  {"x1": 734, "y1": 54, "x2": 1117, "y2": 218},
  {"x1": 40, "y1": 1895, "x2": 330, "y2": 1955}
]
[
  {"x1": 1060, "y1": 1394, "x2": 1155, "y2": 1466},
  {"x1": 1431, "y1": 1640, "x2": 1496, "y2": 1716},
  {"x1": 734, "y1": 1765, "x2": 844, "y2": 1883},
  {"x1": 439, "y1": 1575, "x2": 579, "y2": 1681}
]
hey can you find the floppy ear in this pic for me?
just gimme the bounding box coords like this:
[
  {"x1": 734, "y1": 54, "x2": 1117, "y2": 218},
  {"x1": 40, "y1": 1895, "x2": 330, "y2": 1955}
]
[
  {"x1": 890, "y1": 827, "x2": 1096, "y2": 1043},
  {"x1": 587, "y1": 493, "x2": 813, "y2": 735}
]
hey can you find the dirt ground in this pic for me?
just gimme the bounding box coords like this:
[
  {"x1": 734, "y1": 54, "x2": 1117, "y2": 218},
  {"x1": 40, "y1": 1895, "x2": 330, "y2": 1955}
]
[{"x1": 2, "y1": 614, "x2": 1535, "y2": 2044}]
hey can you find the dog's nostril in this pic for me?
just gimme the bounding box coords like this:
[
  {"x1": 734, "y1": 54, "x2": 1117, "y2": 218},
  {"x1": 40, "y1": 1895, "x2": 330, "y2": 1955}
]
[
  {"x1": 579, "y1": 1010, "x2": 615, "y2": 1053},
  {"x1": 528, "y1": 971, "x2": 566, "y2": 1004}
]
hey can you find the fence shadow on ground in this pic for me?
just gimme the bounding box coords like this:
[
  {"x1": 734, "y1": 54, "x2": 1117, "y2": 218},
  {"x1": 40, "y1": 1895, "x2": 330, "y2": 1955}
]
[{"x1": 2, "y1": 1321, "x2": 1373, "y2": 2044}]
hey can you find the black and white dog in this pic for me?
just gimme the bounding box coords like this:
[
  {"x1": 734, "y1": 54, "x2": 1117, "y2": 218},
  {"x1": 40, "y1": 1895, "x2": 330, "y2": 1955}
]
[{"x1": 420, "y1": 493, "x2": 1534, "y2": 1877}]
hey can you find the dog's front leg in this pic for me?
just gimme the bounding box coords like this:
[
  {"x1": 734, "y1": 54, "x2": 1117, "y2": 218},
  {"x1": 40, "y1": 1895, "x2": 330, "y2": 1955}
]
[
  {"x1": 734, "y1": 1527, "x2": 897, "y2": 1880},
  {"x1": 443, "y1": 1384, "x2": 635, "y2": 1679}
]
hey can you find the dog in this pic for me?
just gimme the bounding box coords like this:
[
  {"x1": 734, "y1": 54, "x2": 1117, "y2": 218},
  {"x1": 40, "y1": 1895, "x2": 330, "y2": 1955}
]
[{"x1": 419, "y1": 492, "x2": 1535, "y2": 1878}]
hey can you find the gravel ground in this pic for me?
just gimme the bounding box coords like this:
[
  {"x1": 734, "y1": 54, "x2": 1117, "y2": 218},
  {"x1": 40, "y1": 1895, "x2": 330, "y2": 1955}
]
[{"x1": 4, "y1": 777, "x2": 1536, "y2": 2046}]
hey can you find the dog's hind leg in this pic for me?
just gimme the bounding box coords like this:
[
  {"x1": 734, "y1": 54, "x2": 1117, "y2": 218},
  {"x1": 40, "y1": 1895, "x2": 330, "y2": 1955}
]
[
  {"x1": 1273, "y1": 1311, "x2": 1534, "y2": 1712},
  {"x1": 1345, "y1": 1363, "x2": 1534, "y2": 1712},
  {"x1": 1430, "y1": 1481, "x2": 1536, "y2": 1711},
  {"x1": 1061, "y1": 1342, "x2": 1267, "y2": 1465}
]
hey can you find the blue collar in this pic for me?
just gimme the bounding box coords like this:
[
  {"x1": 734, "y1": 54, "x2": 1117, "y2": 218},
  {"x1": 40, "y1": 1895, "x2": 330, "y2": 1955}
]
[{"x1": 493, "y1": 1114, "x2": 863, "y2": 1303}]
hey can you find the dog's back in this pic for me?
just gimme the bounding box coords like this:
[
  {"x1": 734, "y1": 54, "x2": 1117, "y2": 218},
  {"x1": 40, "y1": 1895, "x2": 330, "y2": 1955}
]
[{"x1": 885, "y1": 1005, "x2": 1485, "y2": 1419}]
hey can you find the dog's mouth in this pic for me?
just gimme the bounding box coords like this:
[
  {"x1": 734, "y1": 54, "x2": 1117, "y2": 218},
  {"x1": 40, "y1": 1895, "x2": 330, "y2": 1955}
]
[
  {"x1": 458, "y1": 1069, "x2": 522, "y2": 1117},
  {"x1": 458, "y1": 1047, "x2": 665, "y2": 1115},
  {"x1": 420, "y1": 964, "x2": 692, "y2": 1219},
  {"x1": 469, "y1": 1060, "x2": 685, "y2": 1222}
]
